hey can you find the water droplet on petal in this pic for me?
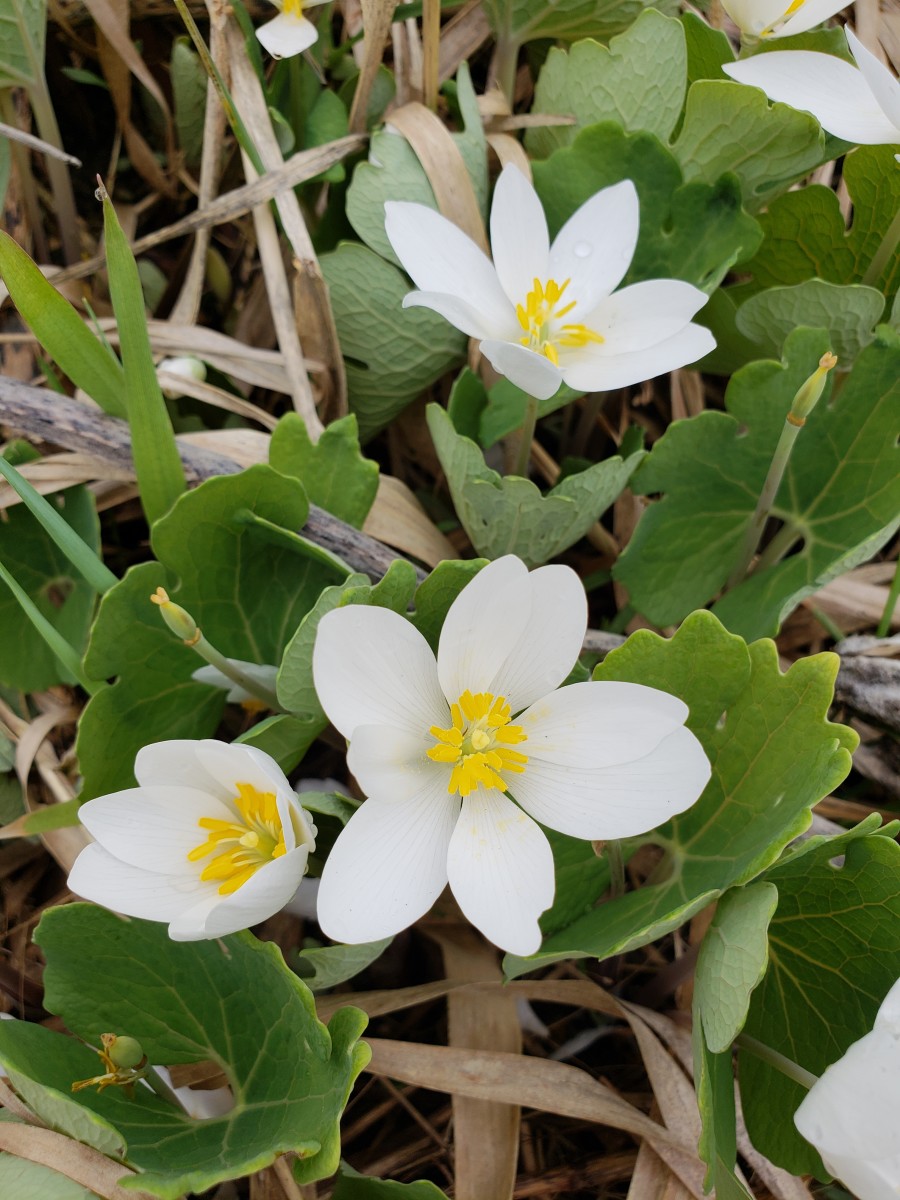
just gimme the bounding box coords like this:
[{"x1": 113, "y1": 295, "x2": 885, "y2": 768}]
[{"x1": 573, "y1": 241, "x2": 592, "y2": 259}]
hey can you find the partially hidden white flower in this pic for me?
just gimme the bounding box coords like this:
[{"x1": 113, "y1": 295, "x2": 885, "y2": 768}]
[
  {"x1": 721, "y1": 0, "x2": 845, "y2": 40},
  {"x1": 154, "y1": 1066, "x2": 235, "y2": 1119},
  {"x1": 723, "y1": 27, "x2": 900, "y2": 145},
  {"x1": 794, "y1": 977, "x2": 900, "y2": 1200},
  {"x1": 311, "y1": 555, "x2": 711, "y2": 956},
  {"x1": 68, "y1": 740, "x2": 316, "y2": 941},
  {"x1": 256, "y1": 0, "x2": 330, "y2": 58},
  {"x1": 383, "y1": 165, "x2": 716, "y2": 402},
  {"x1": 157, "y1": 356, "x2": 206, "y2": 400},
  {"x1": 192, "y1": 660, "x2": 279, "y2": 709}
]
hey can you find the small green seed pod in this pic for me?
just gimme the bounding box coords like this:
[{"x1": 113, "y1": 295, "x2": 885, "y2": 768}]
[{"x1": 104, "y1": 1034, "x2": 145, "y2": 1070}]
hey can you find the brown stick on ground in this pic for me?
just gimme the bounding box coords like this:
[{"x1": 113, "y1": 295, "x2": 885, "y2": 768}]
[{"x1": 0, "y1": 378, "x2": 419, "y2": 581}]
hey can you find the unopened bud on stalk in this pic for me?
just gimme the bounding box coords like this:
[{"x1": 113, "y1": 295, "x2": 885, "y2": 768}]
[
  {"x1": 101, "y1": 1033, "x2": 146, "y2": 1070},
  {"x1": 150, "y1": 587, "x2": 200, "y2": 645},
  {"x1": 787, "y1": 352, "x2": 837, "y2": 427}
]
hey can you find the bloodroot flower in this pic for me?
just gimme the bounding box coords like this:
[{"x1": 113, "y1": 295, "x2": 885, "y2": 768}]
[
  {"x1": 256, "y1": 0, "x2": 330, "y2": 58},
  {"x1": 383, "y1": 165, "x2": 715, "y2": 402},
  {"x1": 720, "y1": 0, "x2": 845, "y2": 39},
  {"x1": 68, "y1": 740, "x2": 316, "y2": 941},
  {"x1": 312, "y1": 556, "x2": 711, "y2": 955},
  {"x1": 794, "y1": 978, "x2": 900, "y2": 1200}
]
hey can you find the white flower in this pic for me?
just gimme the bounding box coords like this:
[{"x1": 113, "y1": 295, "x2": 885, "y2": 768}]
[
  {"x1": 192, "y1": 660, "x2": 279, "y2": 709},
  {"x1": 383, "y1": 166, "x2": 716, "y2": 402},
  {"x1": 794, "y1": 978, "x2": 900, "y2": 1200},
  {"x1": 157, "y1": 356, "x2": 206, "y2": 400},
  {"x1": 311, "y1": 556, "x2": 711, "y2": 955},
  {"x1": 720, "y1": 0, "x2": 845, "y2": 40},
  {"x1": 68, "y1": 740, "x2": 316, "y2": 941},
  {"x1": 723, "y1": 27, "x2": 900, "y2": 145},
  {"x1": 256, "y1": 0, "x2": 330, "y2": 58}
]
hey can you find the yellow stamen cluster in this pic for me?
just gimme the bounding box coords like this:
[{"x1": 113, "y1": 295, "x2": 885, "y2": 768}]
[
  {"x1": 761, "y1": 0, "x2": 806, "y2": 35},
  {"x1": 428, "y1": 690, "x2": 528, "y2": 797},
  {"x1": 283, "y1": 0, "x2": 304, "y2": 15},
  {"x1": 188, "y1": 782, "x2": 286, "y2": 895},
  {"x1": 516, "y1": 277, "x2": 604, "y2": 366}
]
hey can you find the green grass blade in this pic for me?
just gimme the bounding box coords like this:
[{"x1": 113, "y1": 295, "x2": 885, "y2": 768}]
[
  {"x1": 0, "y1": 231, "x2": 126, "y2": 416},
  {"x1": 100, "y1": 183, "x2": 187, "y2": 526},
  {"x1": 0, "y1": 456, "x2": 118, "y2": 594},
  {"x1": 0, "y1": 559, "x2": 99, "y2": 695}
]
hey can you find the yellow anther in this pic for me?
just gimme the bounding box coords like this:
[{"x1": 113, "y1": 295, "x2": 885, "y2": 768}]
[
  {"x1": 283, "y1": 0, "x2": 304, "y2": 15},
  {"x1": 516, "y1": 276, "x2": 604, "y2": 365},
  {"x1": 427, "y1": 690, "x2": 529, "y2": 797},
  {"x1": 188, "y1": 782, "x2": 286, "y2": 895},
  {"x1": 761, "y1": 0, "x2": 806, "y2": 35}
]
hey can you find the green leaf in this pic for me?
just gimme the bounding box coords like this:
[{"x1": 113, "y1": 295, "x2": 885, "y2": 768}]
[
  {"x1": 695, "y1": 882, "x2": 779, "y2": 1053},
  {"x1": 305, "y1": 88, "x2": 350, "y2": 181},
  {"x1": 278, "y1": 561, "x2": 417, "y2": 721},
  {"x1": 0, "y1": 456, "x2": 116, "y2": 594},
  {"x1": 102, "y1": 190, "x2": 187, "y2": 525},
  {"x1": 0, "y1": 485, "x2": 101, "y2": 691},
  {"x1": 740, "y1": 830, "x2": 900, "y2": 1177},
  {"x1": 479, "y1": 378, "x2": 581, "y2": 450},
  {"x1": 333, "y1": 1164, "x2": 449, "y2": 1198},
  {"x1": 16, "y1": 904, "x2": 370, "y2": 1198},
  {"x1": 428, "y1": 403, "x2": 641, "y2": 567},
  {"x1": 321, "y1": 243, "x2": 466, "y2": 441},
  {"x1": 681, "y1": 11, "x2": 732, "y2": 86},
  {"x1": 296, "y1": 939, "x2": 393, "y2": 992},
  {"x1": 0, "y1": 1147, "x2": 99, "y2": 1200},
  {"x1": 736, "y1": 279, "x2": 885, "y2": 362},
  {"x1": 235, "y1": 713, "x2": 322, "y2": 774},
  {"x1": 615, "y1": 328, "x2": 900, "y2": 639},
  {"x1": 171, "y1": 36, "x2": 207, "y2": 168},
  {"x1": 77, "y1": 466, "x2": 331, "y2": 798},
  {"x1": 533, "y1": 123, "x2": 762, "y2": 293},
  {"x1": 270, "y1": 413, "x2": 379, "y2": 528},
  {"x1": 504, "y1": 611, "x2": 856, "y2": 978},
  {"x1": 0, "y1": 231, "x2": 126, "y2": 416},
  {"x1": 744, "y1": 146, "x2": 900, "y2": 307},
  {"x1": 526, "y1": 11, "x2": 687, "y2": 159},
  {"x1": 673, "y1": 80, "x2": 825, "y2": 211},
  {"x1": 484, "y1": 0, "x2": 677, "y2": 48},
  {"x1": 0, "y1": 0, "x2": 46, "y2": 88},
  {"x1": 693, "y1": 1015, "x2": 749, "y2": 1199},
  {"x1": 407, "y1": 559, "x2": 485, "y2": 649},
  {"x1": 346, "y1": 63, "x2": 486, "y2": 264}
]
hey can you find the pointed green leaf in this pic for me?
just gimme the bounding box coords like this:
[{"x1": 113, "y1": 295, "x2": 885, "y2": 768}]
[
  {"x1": 736, "y1": 279, "x2": 885, "y2": 362},
  {"x1": 270, "y1": 413, "x2": 379, "y2": 529},
  {"x1": 484, "y1": 0, "x2": 677, "y2": 48}
]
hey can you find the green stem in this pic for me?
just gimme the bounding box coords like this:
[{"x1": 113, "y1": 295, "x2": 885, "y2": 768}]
[
  {"x1": 753, "y1": 520, "x2": 804, "y2": 574},
  {"x1": 877, "y1": 552, "x2": 900, "y2": 638},
  {"x1": 736, "y1": 1034, "x2": 818, "y2": 1091},
  {"x1": 513, "y1": 395, "x2": 538, "y2": 477},
  {"x1": 604, "y1": 840, "x2": 626, "y2": 900},
  {"x1": 491, "y1": 35, "x2": 520, "y2": 107},
  {"x1": 862, "y1": 205, "x2": 900, "y2": 290},
  {"x1": 232, "y1": 509, "x2": 353, "y2": 579},
  {"x1": 193, "y1": 635, "x2": 282, "y2": 712}
]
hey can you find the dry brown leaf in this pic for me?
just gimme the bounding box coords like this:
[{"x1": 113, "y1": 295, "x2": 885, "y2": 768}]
[
  {"x1": 432, "y1": 927, "x2": 520, "y2": 1200},
  {"x1": 363, "y1": 475, "x2": 457, "y2": 567},
  {"x1": 486, "y1": 131, "x2": 532, "y2": 175},
  {"x1": 628, "y1": 1139, "x2": 696, "y2": 1200},
  {"x1": 438, "y1": 0, "x2": 492, "y2": 83},
  {"x1": 156, "y1": 370, "x2": 279, "y2": 431},
  {"x1": 349, "y1": 0, "x2": 399, "y2": 132},
  {"x1": 0, "y1": 1122, "x2": 156, "y2": 1200}
]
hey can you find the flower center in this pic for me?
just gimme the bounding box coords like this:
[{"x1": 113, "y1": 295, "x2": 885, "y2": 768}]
[
  {"x1": 516, "y1": 276, "x2": 604, "y2": 366},
  {"x1": 427, "y1": 690, "x2": 529, "y2": 798},
  {"x1": 761, "y1": 0, "x2": 806, "y2": 35},
  {"x1": 283, "y1": 0, "x2": 304, "y2": 16},
  {"x1": 188, "y1": 781, "x2": 287, "y2": 895}
]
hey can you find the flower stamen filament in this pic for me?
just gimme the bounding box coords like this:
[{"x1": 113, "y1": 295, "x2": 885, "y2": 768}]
[
  {"x1": 428, "y1": 690, "x2": 529, "y2": 797},
  {"x1": 188, "y1": 781, "x2": 287, "y2": 895},
  {"x1": 761, "y1": 0, "x2": 806, "y2": 35},
  {"x1": 516, "y1": 276, "x2": 604, "y2": 366}
]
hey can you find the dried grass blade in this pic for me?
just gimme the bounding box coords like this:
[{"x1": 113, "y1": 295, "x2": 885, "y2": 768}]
[
  {"x1": 0, "y1": 1122, "x2": 157, "y2": 1200},
  {"x1": 349, "y1": 0, "x2": 399, "y2": 132}
]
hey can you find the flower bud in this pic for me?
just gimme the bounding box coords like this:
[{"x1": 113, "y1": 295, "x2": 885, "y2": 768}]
[
  {"x1": 157, "y1": 356, "x2": 207, "y2": 399},
  {"x1": 101, "y1": 1033, "x2": 146, "y2": 1070},
  {"x1": 787, "y1": 352, "x2": 837, "y2": 427},
  {"x1": 151, "y1": 587, "x2": 200, "y2": 645}
]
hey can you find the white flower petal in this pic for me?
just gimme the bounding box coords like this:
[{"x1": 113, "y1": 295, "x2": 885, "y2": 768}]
[
  {"x1": 68, "y1": 844, "x2": 212, "y2": 921},
  {"x1": 192, "y1": 661, "x2": 278, "y2": 704},
  {"x1": 814, "y1": 1154, "x2": 900, "y2": 1200},
  {"x1": 561, "y1": 323, "x2": 716, "y2": 392},
  {"x1": 402, "y1": 290, "x2": 517, "y2": 340},
  {"x1": 723, "y1": 53, "x2": 900, "y2": 144},
  {"x1": 316, "y1": 782, "x2": 460, "y2": 943},
  {"x1": 437, "y1": 556, "x2": 532, "y2": 704},
  {"x1": 384, "y1": 202, "x2": 515, "y2": 337},
  {"x1": 134, "y1": 740, "x2": 226, "y2": 799},
  {"x1": 478, "y1": 338, "x2": 564, "y2": 400},
  {"x1": 488, "y1": 564, "x2": 587, "y2": 713},
  {"x1": 775, "y1": 0, "x2": 848, "y2": 38},
  {"x1": 347, "y1": 724, "x2": 441, "y2": 804},
  {"x1": 78, "y1": 786, "x2": 233, "y2": 875},
  {"x1": 846, "y1": 27, "x2": 900, "y2": 131},
  {"x1": 721, "y1": 0, "x2": 789, "y2": 36},
  {"x1": 512, "y1": 725, "x2": 711, "y2": 839},
  {"x1": 490, "y1": 165, "x2": 550, "y2": 308},
  {"x1": 875, "y1": 977, "x2": 900, "y2": 1030},
  {"x1": 446, "y1": 789, "x2": 554, "y2": 955},
  {"x1": 256, "y1": 11, "x2": 318, "y2": 58},
  {"x1": 518, "y1": 680, "x2": 690, "y2": 769},
  {"x1": 313, "y1": 606, "x2": 447, "y2": 738},
  {"x1": 548, "y1": 180, "x2": 640, "y2": 316},
  {"x1": 584, "y1": 279, "x2": 711, "y2": 354},
  {"x1": 169, "y1": 845, "x2": 311, "y2": 940}
]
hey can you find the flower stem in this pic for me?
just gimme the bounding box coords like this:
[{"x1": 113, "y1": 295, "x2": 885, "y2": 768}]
[
  {"x1": 604, "y1": 840, "x2": 626, "y2": 899},
  {"x1": 862, "y1": 205, "x2": 900, "y2": 290},
  {"x1": 725, "y1": 352, "x2": 836, "y2": 590},
  {"x1": 514, "y1": 395, "x2": 539, "y2": 477},
  {"x1": 491, "y1": 35, "x2": 520, "y2": 106},
  {"x1": 877, "y1": 552, "x2": 900, "y2": 638},
  {"x1": 736, "y1": 1033, "x2": 818, "y2": 1091},
  {"x1": 194, "y1": 635, "x2": 282, "y2": 712}
]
